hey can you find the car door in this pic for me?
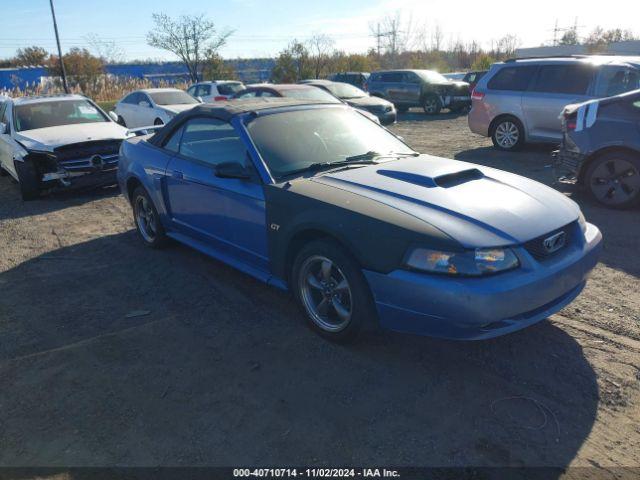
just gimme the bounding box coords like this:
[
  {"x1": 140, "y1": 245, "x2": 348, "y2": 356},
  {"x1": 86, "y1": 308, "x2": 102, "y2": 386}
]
[
  {"x1": 381, "y1": 72, "x2": 404, "y2": 103},
  {"x1": 401, "y1": 72, "x2": 422, "y2": 104},
  {"x1": 116, "y1": 92, "x2": 138, "y2": 127},
  {"x1": 137, "y1": 93, "x2": 156, "y2": 127},
  {"x1": 521, "y1": 64, "x2": 594, "y2": 141},
  {"x1": 0, "y1": 102, "x2": 13, "y2": 174},
  {"x1": 163, "y1": 116, "x2": 269, "y2": 271}
]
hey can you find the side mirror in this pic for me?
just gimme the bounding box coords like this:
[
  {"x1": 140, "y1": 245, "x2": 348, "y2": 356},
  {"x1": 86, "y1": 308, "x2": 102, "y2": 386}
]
[
  {"x1": 139, "y1": 101, "x2": 150, "y2": 108},
  {"x1": 196, "y1": 96, "x2": 204, "y2": 103},
  {"x1": 108, "y1": 111, "x2": 118, "y2": 122},
  {"x1": 0, "y1": 122, "x2": 7, "y2": 134},
  {"x1": 215, "y1": 161, "x2": 251, "y2": 179}
]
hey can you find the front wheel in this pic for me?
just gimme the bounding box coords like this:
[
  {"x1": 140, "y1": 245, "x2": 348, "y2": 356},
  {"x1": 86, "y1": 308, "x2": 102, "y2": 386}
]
[
  {"x1": 491, "y1": 117, "x2": 524, "y2": 151},
  {"x1": 117, "y1": 115, "x2": 127, "y2": 127},
  {"x1": 292, "y1": 240, "x2": 376, "y2": 343},
  {"x1": 14, "y1": 160, "x2": 40, "y2": 201},
  {"x1": 132, "y1": 186, "x2": 169, "y2": 248},
  {"x1": 422, "y1": 94, "x2": 442, "y2": 115},
  {"x1": 154, "y1": 118, "x2": 164, "y2": 126},
  {"x1": 585, "y1": 151, "x2": 640, "y2": 209}
]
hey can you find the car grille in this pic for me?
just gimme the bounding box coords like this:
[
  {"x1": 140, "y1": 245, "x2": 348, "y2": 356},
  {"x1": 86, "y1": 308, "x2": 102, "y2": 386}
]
[
  {"x1": 523, "y1": 222, "x2": 575, "y2": 261},
  {"x1": 53, "y1": 140, "x2": 122, "y2": 172}
]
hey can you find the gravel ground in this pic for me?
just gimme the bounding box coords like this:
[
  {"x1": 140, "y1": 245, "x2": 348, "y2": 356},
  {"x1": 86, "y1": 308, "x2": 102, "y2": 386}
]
[{"x1": 0, "y1": 110, "x2": 638, "y2": 472}]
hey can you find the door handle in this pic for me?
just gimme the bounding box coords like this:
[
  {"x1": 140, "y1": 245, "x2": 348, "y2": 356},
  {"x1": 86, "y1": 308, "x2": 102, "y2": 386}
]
[{"x1": 171, "y1": 170, "x2": 183, "y2": 179}]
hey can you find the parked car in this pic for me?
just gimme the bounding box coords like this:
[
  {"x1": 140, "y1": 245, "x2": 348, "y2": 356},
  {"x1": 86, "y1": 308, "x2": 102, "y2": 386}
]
[
  {"x1": 0, "y1": 94, "x2": 129, "y2": 200},
  {"x1": 233, "y1": 84, "x2": 381, "y2": 123},
  {"x1": 366, "y1": 69, "x2": 471, "y2": 114},
  {"x1": 469, "y1": 55, "x2": 640, "y2": 151},
  {"x1": 443, "y1": 72, "x2": 466, "y2": 81},
  {"x1": 114, "y1": 88, "x2": 200, "y2": 128},
  {"x1": 118, "y1": 98, "x2": 601, "y2": 343},
  {"x1": 554, "y1": 89, "x2": 640, "y2": 209},
  {"x1": 462, "y1": 70, "x2": 487, "y2": 92},
  {"x1": 328, "y1": 72, "x2": 370, "y2": 90},
  {"x1": 187, "y1": 81, "x2": 245, "y2": 102},
  {"x1": 300, "y1": 79, "x2": 396, "y2": 125}
]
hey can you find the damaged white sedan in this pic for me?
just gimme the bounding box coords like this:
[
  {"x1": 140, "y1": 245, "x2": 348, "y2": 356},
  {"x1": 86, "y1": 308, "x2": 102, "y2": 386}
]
[{"x1": 0, "y1": 94, "x2": 130, "y2": 200}]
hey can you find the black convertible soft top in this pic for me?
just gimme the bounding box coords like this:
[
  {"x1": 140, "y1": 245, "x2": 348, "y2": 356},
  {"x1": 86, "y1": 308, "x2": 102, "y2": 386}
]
[{"x1": 149, "y1": 97, "x2": 336, "y2": 146}]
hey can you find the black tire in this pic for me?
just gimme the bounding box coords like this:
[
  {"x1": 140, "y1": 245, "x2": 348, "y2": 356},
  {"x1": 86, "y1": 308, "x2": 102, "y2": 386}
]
[
  {"x1": 131, "y1": 186, "x2": 169, "y2": 248},
  {"x1": 154, "y1": 118, "x2": 164, "y2": 126},
  {"x1": 291, "y1": 239, "x2": 377, "y2": 343},
  {"x1": 422, "y1": 94, "x2": 442, "y2": 115},
  {"x1": 584, "y1": 151, "x2": 640, "y2": 209},
  {"x1": 491, "y1": 116, "x2": 525, "y2": 151},
  {"x1": 396, "y1": 105, "x2": 409, "y2": 113},
  {"x1": 14, "y1": 160, "x2": 40, "y2": 201},
  {"x1": 117, "y1": 115, "x2": 127, "y2": 127}
]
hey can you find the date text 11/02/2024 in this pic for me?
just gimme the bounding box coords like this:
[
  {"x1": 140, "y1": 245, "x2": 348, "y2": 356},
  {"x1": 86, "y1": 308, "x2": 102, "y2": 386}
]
[{"x1": 233, "y1": 469, "x2": 400, "y2": 478}]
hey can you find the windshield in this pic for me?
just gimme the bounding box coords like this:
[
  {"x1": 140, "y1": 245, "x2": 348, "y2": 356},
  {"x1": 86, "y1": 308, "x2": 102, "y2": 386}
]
[
  {"x1": 149, "y1": 91, "x2": 199, "y2": 106},
  {"x1": 14, "y1": 99, "x2": 108, "y2": 132},
  {"x1": 323, "y1": 83, "x2": 367, "y2": 99},
  {"x1": 281, "y1": 88, "x2": 341, "y2": 103},
  {"x1": 416, "y1": 70, "x2": 449, "y2": 83},
  {"x1": 246, "y1": 107, "x2": 414, "y2": 180}
]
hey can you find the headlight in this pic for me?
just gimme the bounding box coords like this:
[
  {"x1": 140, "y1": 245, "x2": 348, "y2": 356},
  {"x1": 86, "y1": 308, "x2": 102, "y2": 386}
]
[
  {"x1": 577, "y1": 210, "x2": 587, "y2": 235},
  {"x1": 404, "y1": 247, "x2": 519, "y2": 276}
]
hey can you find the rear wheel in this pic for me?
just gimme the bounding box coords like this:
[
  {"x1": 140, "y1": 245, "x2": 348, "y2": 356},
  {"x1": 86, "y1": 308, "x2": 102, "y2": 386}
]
[
  {"x1": 491, "y1": 116, "x2": 525, "y2": 151},
  {"x1": 132, "y1": 186, "x2": 169, "y2": 248},
  {"x1": 14, "y1": 160, "x2": 40, "y2": 201},
  {"x1": 422, "y1": 94, "x2": 442, "y2": 115},
  {"x1": 292, "y1": 239, "x2": 376, "y2": 343},
  {"x1": 585, "y1": 151, "x2": 640, "y2": 209}
]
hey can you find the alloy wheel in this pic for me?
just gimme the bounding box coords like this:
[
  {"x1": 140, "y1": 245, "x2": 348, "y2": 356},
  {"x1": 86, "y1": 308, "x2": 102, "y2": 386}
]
[
  {"x1": 299, "y1": 255, "x2": 353, "y2": 333},
  {"x1": 590, "y1": 158, "x2": 640, "y2": 206},
  {"x1": 135, "y1": 195, "x2": 157, "y2": 243},
  {"x1": 424, "y1": 98, "x2": 439, "y2": 114},
  {"x1": 495, "y1": 121, "x2": 520, "y2": 149}
]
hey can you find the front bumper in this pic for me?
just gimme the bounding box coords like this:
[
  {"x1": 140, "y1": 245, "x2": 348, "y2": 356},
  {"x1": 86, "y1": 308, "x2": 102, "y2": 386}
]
[{"x1": 364, "y1": 223, "x2": 602, "y2": 340}]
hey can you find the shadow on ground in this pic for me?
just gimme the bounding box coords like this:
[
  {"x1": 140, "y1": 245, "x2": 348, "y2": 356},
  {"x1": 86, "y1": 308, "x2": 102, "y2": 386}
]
[
  {"x1": 0, "y1": 232, "x2": 598, "y2": 469},
  {"x1": 0, "y1": 176, "x2": 121, "y2": 221}
]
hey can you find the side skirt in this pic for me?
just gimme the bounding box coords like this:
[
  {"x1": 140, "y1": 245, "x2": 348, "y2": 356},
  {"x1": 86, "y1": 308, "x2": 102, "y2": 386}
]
[{"x1": 166, "y1": 231, "x2": 289, "y2": 291}]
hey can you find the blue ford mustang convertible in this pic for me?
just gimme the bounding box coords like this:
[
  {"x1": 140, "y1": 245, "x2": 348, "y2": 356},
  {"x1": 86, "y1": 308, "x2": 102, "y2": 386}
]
[{"x1": 118, "y1": 98, "x2": 602, "y2": 342}]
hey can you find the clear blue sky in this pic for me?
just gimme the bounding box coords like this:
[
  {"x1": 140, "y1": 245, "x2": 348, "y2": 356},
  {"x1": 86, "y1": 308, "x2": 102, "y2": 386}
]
[{"x1": 1, "y1": 0, "x2": 636, "y2": 61}]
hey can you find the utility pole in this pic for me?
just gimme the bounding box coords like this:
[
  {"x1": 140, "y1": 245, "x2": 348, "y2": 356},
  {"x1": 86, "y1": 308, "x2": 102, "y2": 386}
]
[{"x1": 49, "y1": 0, "x2": 69, "y2": 93}]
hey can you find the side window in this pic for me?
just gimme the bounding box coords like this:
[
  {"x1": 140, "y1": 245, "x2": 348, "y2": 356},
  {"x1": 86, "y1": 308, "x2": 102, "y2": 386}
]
[
  {"x1": 123, "y1": 93, "x2": 137, "y2": 105},
  {"x1": 0, "y1": 102, "x2": 7, "y2": 124},
  {"x1": 187, "y1": 86, "x2": 196, "y2": 96},
  {"x1": 487, "y1": 66, "x2": 537, "y2": 91},
  {"x1": 178, "y1": 117, "x2": 246, "y2": 167},
  {"x1": 195, "y1": 85, "x2": 211, "y2": 97},
  {"x1": 259, "y1": 90, "x2": 276, "y2": 98},
  {"x1": 237, "y1": 90, "x2": 257, "y2": 98},
  {"x1": 139, "y1": 94, "x2": 151, "y2": 106},
  {"x1": 597, "y1": 67, "x2": 640, "y2": 97},
  {"x1": 531, "y1": 65, "x2": 592, "y2": 95},
  {"x1": 163, "y1": 125, "x2": 184, "y2": 153},
  {"x1": 403, "y1": 72, "x2": 421, "y2": 84},
  {"x1": 380, "y1": 72, "x2": 402, "y2": 83}
]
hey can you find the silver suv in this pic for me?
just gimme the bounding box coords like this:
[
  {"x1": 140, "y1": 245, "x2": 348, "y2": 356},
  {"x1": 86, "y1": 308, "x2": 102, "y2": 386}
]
[{"x1": 468, "y1": 55, "x2": 640, "y2": 150}]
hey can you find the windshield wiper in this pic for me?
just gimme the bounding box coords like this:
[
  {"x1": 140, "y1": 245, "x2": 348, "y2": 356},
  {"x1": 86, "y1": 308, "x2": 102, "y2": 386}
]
[{"x1": 344, "y1": 150, "x2": 419, "y2": 162}]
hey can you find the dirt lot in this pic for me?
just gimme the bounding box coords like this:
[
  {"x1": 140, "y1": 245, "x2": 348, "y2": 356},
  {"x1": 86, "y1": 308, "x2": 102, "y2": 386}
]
[{"x1": 0, "y1": 111, "x2": 638, "y2": 472}]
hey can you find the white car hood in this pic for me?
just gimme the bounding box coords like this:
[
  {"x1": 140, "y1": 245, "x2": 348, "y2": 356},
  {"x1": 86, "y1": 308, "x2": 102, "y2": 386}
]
[
  {"x1": 160, "y1": 104, "x2": 199, "y2": 115},
  {"x1": 15, "y1": 122, "x2": 129, "y2": 152}
]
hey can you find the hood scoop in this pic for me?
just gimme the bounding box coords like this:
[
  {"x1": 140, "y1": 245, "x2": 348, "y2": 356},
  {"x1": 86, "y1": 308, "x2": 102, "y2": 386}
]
[{"x1": 377, "y1": 168, "x2": 484, "y2": 189}]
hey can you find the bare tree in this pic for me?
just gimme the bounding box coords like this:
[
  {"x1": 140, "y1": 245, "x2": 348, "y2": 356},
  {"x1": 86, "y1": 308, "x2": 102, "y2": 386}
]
[
  {"x1": 85, "y1": 34, "x2": 125, "y2": 64},
  {"x1": 147, "y1": 13, "x2": 233, "y2": 82},
  {"x1": 306, "y1": 34, "x2": 335, "y2": 78},
  {"x1": 431, "y1": 23, "x2": 444, "y2": 51}
]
